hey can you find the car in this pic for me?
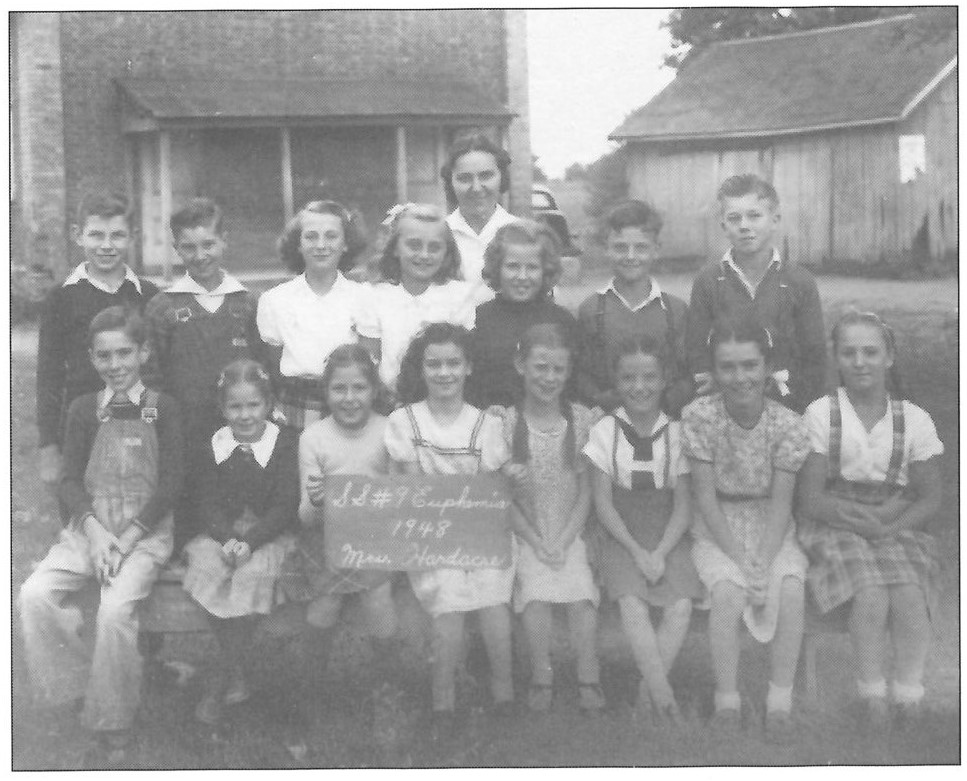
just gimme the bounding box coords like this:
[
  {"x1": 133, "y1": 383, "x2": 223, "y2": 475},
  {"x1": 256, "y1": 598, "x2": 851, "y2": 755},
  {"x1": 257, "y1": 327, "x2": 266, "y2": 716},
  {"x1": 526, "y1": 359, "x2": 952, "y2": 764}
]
[{"x1": 531, "y1": 184, "x2": 579, "y2": 256}]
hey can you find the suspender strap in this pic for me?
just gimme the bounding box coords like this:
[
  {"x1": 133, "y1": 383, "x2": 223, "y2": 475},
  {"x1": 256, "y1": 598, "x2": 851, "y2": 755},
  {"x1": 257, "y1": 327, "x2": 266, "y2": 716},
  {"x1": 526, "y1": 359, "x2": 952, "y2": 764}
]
[
  {"x1": 468, "y1": 411, "x2": 486, "y2": 462},
  {"x1": 404, "y1": 405, "x2": 425, "y2": 475},
  {"x1": 828, "y1": 392, "x2": 905, "y2": 489}
]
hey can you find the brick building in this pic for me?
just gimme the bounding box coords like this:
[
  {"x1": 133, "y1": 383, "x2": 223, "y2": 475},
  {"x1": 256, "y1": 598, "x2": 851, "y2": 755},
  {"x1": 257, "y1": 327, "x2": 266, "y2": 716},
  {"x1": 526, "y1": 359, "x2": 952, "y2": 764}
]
[{"x1": 12, "y1": 11, "x2": 532, "y2": 278}]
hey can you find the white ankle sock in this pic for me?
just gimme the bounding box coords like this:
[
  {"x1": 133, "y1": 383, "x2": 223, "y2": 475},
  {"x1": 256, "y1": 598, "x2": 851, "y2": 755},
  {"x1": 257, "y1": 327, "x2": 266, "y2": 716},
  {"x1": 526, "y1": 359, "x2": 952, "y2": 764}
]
[
  {"x1": 891, "y1": 680, "x2": 925, "y2": 704},
  {"x1": 714, "y1": 691, "x2": 741, "y2": 712},
  {"x1": 766, "y1": 681, "x2": 793, "y2": 713},
  {"x1": 857, "y1": 678, "x2": 887, "y2": 699}
]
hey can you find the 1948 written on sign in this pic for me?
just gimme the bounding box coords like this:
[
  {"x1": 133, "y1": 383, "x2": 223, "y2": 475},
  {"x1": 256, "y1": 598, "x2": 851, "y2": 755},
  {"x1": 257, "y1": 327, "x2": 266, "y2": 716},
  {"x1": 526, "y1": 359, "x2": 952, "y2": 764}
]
[{"x1": 322, "y1": 474, "x2": 513, "y2": 571}]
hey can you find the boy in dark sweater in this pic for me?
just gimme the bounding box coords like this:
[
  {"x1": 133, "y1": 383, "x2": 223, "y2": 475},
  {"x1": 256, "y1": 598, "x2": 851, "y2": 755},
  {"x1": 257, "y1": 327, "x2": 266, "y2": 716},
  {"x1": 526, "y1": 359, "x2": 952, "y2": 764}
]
[
  {"x1": 576, "y1": 200, "x2": 691, "y2": 416},
  {"x1": 20, "y1": 306, "x2": 183, "y2": 766},
  {"x1": 36, "y1": 193, "x2": 159, "y2": 487},
  {"x1": 144, "y1": 198, "x2": 263, "y2": 548},
  {"x1": 684, "y1": 175, "x2": 826, "y2": 413}
]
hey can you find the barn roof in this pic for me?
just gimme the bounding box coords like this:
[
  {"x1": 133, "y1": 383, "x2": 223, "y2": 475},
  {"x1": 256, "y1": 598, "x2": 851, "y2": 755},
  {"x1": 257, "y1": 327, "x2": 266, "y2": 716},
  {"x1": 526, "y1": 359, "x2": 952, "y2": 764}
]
[
  {"x1": 611, "y1": 15, "x2": 956, "y2": 142},
  {"x1": 118, "y1": 77, "x2": 513, "y2": 130}
]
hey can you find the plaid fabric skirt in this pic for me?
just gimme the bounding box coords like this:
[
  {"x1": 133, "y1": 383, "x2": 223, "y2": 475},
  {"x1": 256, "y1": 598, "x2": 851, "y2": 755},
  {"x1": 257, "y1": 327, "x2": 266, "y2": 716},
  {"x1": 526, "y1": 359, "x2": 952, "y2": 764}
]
[
  {"x1": 799, "y1": 522, "x2": 941, "y2": 617},
  {"x1": 278, "y1": 526, "x2": 391, "y2": 601},
  {"x1": 276, "y1": 376, "x2": 329, "y2": 432}
]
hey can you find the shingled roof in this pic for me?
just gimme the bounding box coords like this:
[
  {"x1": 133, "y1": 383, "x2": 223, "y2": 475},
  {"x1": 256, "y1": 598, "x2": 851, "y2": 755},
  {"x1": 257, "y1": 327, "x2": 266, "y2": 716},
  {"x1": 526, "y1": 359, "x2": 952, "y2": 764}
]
[
  {"x1": 118, "y1": 77, "x2": 513, "y2": 129},
  {"x1": 611, "y1": 15, "x2": 956, "y2": 142}
]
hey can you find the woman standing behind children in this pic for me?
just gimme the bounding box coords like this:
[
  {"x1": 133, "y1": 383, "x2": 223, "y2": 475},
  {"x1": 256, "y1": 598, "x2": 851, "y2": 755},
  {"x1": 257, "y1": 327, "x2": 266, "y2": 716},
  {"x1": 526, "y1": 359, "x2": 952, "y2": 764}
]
[
  {"x1": 502, "y1": 323, "x2": 602, "y2": 714},
  {"x1": 469, "y1": 219, "x2": 581, "y2": 408},
  {"x1": 385, "y1": 323, "x2": 517, "y2": 736},
  {"x1": 182, "y1": 359, "x2": 299, "y2": 728},
  {"x1": 584, "y1": 336, "x2": 703, "y2": 725},
  {"x1": 356, "y1": 204, "x2": 476, "y2": 393},
  {"x1": 256, "y1": 200, "x2": 369, "y2": 431},
  {"x1": 682, "y1": 319, "x2": 809, "y2": 742},
  {"x1": 798, "y1": 311, "x2": 943, "y2": 728}
]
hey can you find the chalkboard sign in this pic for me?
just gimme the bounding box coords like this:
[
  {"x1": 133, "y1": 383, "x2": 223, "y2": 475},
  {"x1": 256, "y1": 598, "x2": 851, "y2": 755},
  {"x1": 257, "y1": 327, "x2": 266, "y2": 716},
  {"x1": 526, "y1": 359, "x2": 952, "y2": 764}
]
[{"x1": 322, "y1": 474, "x2": 513, "y2": 571}]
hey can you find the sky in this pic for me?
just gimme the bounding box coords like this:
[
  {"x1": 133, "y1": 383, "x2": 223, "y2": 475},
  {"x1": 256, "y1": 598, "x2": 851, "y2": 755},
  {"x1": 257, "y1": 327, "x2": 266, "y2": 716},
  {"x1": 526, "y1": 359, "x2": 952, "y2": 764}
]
[{"x1": 527, "y1": 9, "x2": 676, "y2": 178}]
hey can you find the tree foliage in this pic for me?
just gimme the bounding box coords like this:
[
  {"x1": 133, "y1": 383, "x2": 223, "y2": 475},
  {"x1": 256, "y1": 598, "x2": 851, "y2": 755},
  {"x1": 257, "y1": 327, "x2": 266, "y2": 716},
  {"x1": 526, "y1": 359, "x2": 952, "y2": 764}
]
[
  {"x1": 661, "y1": 7, "x2": 950, "y2": 69},
  {"x1": 581, "y1": 146, "x2": 628, "y2": 223}
]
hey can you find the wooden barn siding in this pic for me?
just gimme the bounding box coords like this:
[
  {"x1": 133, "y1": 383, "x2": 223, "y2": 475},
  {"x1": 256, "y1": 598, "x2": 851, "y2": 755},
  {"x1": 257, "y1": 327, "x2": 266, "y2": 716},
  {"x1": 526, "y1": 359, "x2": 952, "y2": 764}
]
[{"x1": 626, "y1": 74, "x2": 956, "y2": 267}]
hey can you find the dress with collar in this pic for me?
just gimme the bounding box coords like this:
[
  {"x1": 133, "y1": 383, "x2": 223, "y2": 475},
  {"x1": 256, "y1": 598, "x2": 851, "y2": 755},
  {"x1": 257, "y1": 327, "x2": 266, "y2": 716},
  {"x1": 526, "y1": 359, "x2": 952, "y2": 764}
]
[
  {"x1": 584, "y1": 408, "x2": 703, "y2": 606},
  {"x1": 37, "y1": 262, "x2": 159, "y2": 448},
  {"x1": 182, "y1": 422, "x2": 299, "y2": 618}
]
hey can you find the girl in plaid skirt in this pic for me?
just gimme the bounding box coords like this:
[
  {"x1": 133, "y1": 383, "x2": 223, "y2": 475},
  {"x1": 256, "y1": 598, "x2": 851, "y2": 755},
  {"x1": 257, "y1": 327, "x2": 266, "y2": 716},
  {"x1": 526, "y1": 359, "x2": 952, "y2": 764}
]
[
  {"x1": 256, "y1": 200, "x2": 370, "y2": 432},
  {"x1": 798, "y1": 310, "x2": 943, "y2": 727}
]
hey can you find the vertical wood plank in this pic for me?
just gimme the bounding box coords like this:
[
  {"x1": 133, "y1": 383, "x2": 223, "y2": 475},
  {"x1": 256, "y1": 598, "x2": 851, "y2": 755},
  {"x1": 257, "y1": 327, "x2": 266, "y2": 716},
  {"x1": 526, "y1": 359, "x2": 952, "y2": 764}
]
[
  {"x1": 280, "y1": 127, "x2": 294, "y2": 223},
  {"x1": 396, "y1": 125, "x2": 408, "y2": 203},
  {"x1": 159, "y1": 129, "x2": 173, "y2": 282}
]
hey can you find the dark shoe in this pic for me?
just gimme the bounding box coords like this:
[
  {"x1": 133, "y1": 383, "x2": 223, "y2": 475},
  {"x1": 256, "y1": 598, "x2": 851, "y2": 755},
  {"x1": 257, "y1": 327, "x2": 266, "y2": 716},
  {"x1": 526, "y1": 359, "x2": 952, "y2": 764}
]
[
  {"x1": 429, "y1": 709, "x2": 457, "y2": 745},
  {"x1": 491, "y1": 699, "x2": 517, "y2": 720},
  {"x1": 89, "y1": 730, "x2": 133, "y2": 769},
  {"x1": 893, "y1": 700, "x2": 925, "y2": 731},
  {"x1": 859, "y1": 696, "x2": 890, "y2": 734}
]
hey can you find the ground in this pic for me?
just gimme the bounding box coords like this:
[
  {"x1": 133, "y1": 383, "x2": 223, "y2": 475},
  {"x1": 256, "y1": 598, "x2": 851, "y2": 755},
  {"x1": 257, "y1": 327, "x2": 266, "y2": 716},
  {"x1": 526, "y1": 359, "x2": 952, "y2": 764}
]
[{"x1": 11, "y1": 272, "x2": 959, "y2": 768}]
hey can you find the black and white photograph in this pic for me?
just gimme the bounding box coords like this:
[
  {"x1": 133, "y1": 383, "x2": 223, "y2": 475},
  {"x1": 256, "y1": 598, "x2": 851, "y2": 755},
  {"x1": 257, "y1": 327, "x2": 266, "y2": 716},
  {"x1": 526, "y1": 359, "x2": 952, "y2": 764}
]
[{"x1": 9, "y1": 5, "x2": 960, "y2": 769}]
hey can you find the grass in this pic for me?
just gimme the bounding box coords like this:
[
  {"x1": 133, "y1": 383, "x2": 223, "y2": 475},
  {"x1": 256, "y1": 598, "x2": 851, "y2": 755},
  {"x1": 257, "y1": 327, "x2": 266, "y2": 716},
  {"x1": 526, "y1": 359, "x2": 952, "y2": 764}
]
[{"x1": 10, "y1": 275, "x2": 959, "y2": 768}]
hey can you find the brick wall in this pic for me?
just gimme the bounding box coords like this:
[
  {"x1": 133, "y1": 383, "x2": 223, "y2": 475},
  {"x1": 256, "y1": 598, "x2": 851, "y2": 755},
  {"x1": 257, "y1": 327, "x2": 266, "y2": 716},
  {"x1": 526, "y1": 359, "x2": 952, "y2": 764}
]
[{"x1": 58, "y1": 10, "x2": 511, "y2": 233}]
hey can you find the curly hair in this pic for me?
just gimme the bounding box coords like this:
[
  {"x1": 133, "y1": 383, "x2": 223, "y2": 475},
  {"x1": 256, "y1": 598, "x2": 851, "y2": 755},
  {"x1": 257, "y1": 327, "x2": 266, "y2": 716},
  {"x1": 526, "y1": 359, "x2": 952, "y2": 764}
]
[
  {"x1": 320, "y1": 343, "x2": 394, "y2": 417},
  {"x1": 482, "y1": 219, "x2": 562, "y2": 297},
  {"x1": 396, "y1": 322, "x2": 474, "y2": 405},
  {"x1": 707, "y1": 315, "x2": 774, "y2": 367},
  {"x1": 440, "y1": 131, "x2": 511, "y2": 209},
  {"x1": 377, "y1": 203, "x2": 462, "y2": 284},
  {"x1": 277, "y1": 200, "x2": 367, "y2": 273}
]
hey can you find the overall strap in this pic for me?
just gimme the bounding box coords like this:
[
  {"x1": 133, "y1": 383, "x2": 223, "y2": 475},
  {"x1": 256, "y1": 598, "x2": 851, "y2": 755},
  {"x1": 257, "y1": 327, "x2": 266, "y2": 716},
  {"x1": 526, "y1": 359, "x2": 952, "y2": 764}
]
[
  {"x1": 660, "y1": 292, "x2": 682, "y2": 376},
  {"x1": 827, "y1": 392, "x2": 843, "y2": 480},
  {"x1": 594, "y1": 292, "x2": 607, "y2": 346},
  {"x1": 611, "y1": 417, "x2": 621, "y2": 479},
  {"x1": 404, "y1": 405, "x2": 426, "y2": 475},
  {"x1": 883, "y1": 397, "x2": 906, "y2": 487},
  {"x1": 662, "y1": 424, "x2": 672, "y2": 488},
  {"x1": 468, "y1": 410, "x2": 487, "y2": 464}
]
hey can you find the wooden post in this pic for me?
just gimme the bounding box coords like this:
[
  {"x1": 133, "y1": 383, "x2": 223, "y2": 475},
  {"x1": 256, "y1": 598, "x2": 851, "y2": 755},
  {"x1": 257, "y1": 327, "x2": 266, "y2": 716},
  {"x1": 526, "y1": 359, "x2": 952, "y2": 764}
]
[
  {"x1": 122, "y1": 135, "x2": 139, "y2": 271},
  {"x1": 280, "y1": 127, "x2": 294, "y2": 222},
  {"x1": 158, "y1": 130, "x2": 173, "y2": 282},
  {"x1": 435, "y1": 126, "x2": 448, "y2": 205},
  {"x1": 395, "y1": 126, "x2": 407, "y2": 203}
]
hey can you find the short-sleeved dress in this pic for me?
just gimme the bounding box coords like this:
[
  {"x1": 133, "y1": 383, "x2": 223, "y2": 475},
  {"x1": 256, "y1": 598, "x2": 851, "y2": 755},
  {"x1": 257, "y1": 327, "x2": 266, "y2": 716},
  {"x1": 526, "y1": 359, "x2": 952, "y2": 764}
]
[
  {"x1": 384, "y1": 401, "x2": 514, "y2": 617},
  {"x1": 183, "y1": 423, "x2": 298, "y2": 618},
  {"x1": 681, "y1": 395, "x2": 810, "y2": 642},
  {"x1": 502, "y1": 405, "x2": 599, "y2": 612},
  {"x1": 279, "y1": 414, "x2": 393, "y2": 601},
  {"x1": 583, "y1": 409, "x2": 703, "y2": 607},
  {"x1": 798, "y1": 389, "x2": 944, "y2": 617}
]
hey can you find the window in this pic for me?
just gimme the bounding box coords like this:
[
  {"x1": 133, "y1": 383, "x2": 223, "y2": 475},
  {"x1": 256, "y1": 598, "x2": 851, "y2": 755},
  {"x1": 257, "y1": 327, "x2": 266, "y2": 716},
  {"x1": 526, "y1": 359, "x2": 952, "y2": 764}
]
[{"x1": 899, "y1": 135, "x2": 926, "y2": 183}]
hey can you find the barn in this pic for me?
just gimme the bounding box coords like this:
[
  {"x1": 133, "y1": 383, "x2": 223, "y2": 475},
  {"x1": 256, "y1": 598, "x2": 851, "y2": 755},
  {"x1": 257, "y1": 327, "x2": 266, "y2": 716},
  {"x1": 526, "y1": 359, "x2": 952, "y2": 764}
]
[
  {"x1": 11, "y1": 10, "x2": 531, "y2": 279},
  {"x1": 610, "y1": 15, "x2": 957, "y2": 272}
]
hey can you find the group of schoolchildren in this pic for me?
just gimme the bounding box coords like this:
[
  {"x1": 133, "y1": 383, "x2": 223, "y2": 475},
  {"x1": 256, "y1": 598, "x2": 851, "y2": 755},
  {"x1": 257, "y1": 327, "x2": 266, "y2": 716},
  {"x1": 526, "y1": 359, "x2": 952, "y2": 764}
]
[{"x1": 20, "y1": 166, "x2": 944, "y2": 765}]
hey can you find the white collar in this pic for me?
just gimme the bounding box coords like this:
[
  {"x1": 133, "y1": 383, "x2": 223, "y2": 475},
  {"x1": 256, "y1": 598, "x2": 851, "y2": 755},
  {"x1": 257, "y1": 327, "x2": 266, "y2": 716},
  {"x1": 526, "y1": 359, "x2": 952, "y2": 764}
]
[
  {"x1": 597, "y1": 277, "x2": 664, "y2": 312},
  {"x1": 614, "y1": 407, "x2": 669, "y2": 435},
  {"x1": 63, "y1": 262, "x2": 143, "y2": 295},
  {"x1": 166, "y1": 271, "x2": 246, "y2": 297},
  {"x1": 447, "y1": 204, "x2": 512, "y2": 238},
  {"x1": 98, "y1": 381, "x2": 146, "y2": 409},
  {"x1": 211, "y1": 421, "x2": 279, "y2": 468},
  {"x1": 721, "y1": 248, "x2": 782, "y2": 293},
  {"x1": 297, "y1": 271, "x2": 352, "y2": 297}
]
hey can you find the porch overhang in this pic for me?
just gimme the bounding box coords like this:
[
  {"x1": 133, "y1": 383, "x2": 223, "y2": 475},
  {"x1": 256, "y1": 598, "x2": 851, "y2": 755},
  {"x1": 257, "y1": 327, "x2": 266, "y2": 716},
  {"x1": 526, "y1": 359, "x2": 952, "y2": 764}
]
[{"x1": 117, "y1": 77, "x2": 515, "y2": 133}]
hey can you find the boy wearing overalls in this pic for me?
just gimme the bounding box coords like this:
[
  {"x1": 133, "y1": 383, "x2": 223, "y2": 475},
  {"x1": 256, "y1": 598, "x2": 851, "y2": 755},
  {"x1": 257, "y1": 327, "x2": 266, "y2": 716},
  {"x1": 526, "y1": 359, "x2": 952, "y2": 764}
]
[{"x1": 20, "y1": 306, "x2": 184, "y2": 766}]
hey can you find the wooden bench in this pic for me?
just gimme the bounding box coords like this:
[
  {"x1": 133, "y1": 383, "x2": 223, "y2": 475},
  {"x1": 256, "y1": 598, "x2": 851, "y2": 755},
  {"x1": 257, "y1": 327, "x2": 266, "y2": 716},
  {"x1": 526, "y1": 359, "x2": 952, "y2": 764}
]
[{"x1": 140, "y1": 563, "x2": 210, "y2": 634}]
